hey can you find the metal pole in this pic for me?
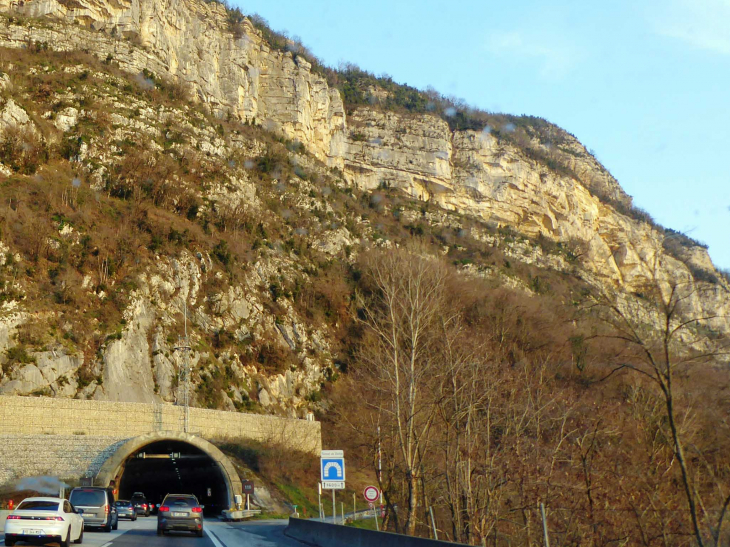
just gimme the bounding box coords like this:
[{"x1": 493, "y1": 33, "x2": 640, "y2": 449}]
[
  {"x1": 318, "y1": 484, "x2": 322, "y2": 519},
  {"x1": 353, "y1": 493, "x2": 356, "y2": 521},
  {"x1": 377, "y1": 425, "x2": 382, "y2": 484},
  {"x1": 374, "y1": 506, "x2": 379, "y2": 531},
  {"x1": 540, "y1": 502, "x2": 550, "y2": 547},
  {"x1": 173, "y1": 302, "x2": 192, "y2": 434},
  {"x1": 332, "y1": 489, "x2": 336, "y2": 523},
  {"x1": 429, "y1": 506, "x2": 438, "y2": 540},
  {"x1": 341, "y1": 502, "x2": 344, "y2": 525}
]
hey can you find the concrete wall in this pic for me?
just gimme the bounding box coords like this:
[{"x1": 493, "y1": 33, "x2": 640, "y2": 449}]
[
  {"x1": 0, "y1": 395, "x2": 321, "y2": 487},
  {"x1": 286, "y1": 518, "x2": 471, "y2": 547},
  {"x1": 0, "y1": 395, "x2": 320, "y2": 449},
  {"x1": 0, "y1": 434, "x2": 128, "y2": 487},
  {"x1": 0, "y1": 510, "x2": 8, "y2": 533}
]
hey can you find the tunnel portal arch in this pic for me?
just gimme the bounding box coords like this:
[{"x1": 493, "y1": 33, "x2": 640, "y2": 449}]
[{"x1": 96, "y1": 431, "x2": 242, "y2": 511}]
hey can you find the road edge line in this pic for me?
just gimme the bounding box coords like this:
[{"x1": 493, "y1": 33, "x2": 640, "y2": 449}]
[{"x1": 206, "y1": 527, "x2": 226, "y2": 547}]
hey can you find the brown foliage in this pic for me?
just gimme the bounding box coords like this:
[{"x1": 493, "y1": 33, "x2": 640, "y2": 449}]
[{"x1": 330, "y1": 248, "x2": 730, "y2": 546}]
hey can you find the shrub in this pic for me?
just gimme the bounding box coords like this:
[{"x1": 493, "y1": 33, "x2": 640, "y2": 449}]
[
  {"x1": 212, "y1": 240, "x2": 232, "y2": 266},
  {"x1": 0, "y1": 125, "x2": 47, "y2": 174}
]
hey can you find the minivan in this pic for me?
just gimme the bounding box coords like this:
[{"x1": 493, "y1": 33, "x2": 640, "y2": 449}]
[{"x1": 68, "y1": 487, "x2": 119, "y2": 532}]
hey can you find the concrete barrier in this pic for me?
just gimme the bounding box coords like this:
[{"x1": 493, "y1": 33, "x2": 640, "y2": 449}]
[
  {"x1": 286, "y1": 518, "x2": 471, "y2": 547},
  {"x1": 0, "y1": 510, "x2": 10, "y2": 533}
]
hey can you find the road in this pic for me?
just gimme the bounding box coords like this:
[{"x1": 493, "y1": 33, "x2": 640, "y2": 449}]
[{"x1": 1, "y1": 516, "x2": 306, "y2": 547}]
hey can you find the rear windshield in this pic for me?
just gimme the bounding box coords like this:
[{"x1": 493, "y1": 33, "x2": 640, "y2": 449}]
[
  {"x1": 18, "y1": 501, "x2": 60, "y2": 511},
  {"x1": 165, "y1": 497, "x2": 197, "y2": 507},
  {"x1": 69, "y1": 489, "x2": 106, "y2": 507},
  {"x1": 115, "y1": 501, "x2": 132, "y2": 507}
]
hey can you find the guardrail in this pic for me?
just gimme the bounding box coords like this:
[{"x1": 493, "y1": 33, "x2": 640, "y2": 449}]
[{"x1": 286, "y1": 517, "x2": 471, "y2": 547}]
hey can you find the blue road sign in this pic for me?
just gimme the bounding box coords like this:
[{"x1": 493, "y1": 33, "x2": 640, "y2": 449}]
[{"x1": 321, "y1": 450, "x2": 346, "y2": 483}]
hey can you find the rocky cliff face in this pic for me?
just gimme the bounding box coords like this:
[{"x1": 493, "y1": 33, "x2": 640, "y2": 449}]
[
  {"x1": 0, "y1": 0, "x2": 347, "y2": 163},
  {"x1": 1, "y1": 0, "x2": 718, "y2": 286},
  {"x1": 0, "y1": 0, "x2": 727, "y2": 406}
]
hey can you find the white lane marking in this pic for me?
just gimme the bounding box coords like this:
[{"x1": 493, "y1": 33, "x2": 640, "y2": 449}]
[
  {"x1": 206, "y1": 528, "x2": 227, "y2": 547},
  {"x1": 101, "y1": 543, "x2": 113, "y2": 547}
]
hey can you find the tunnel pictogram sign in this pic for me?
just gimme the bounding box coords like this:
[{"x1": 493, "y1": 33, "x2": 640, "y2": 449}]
[{"x1": 321, "y1": 450, "x2": 345, "y2": 488}]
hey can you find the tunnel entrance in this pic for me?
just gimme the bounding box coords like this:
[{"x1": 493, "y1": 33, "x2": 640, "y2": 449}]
[{"x1": 117, "y1": 440, "x2": 228, "y2": 516}]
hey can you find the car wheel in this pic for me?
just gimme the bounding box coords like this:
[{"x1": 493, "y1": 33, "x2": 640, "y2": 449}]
[
  {"x1": 113, "y1": 517, "x2": 118, "y2": 531},
  {"x1": 5, "y1": 538, "x2": 16, "y2": 546},
  {"x1": 132, "y1": 515, "x2": 137, "y2": 521},
  {"x1": 157, "y1": 528, "x2": 163, "y2": 536},
  {"x1": 60, "y1": 528, "x2": 71, "y2": 547},
  {"x1": 74, "y1": 527, "x2": 84, "y2": 544},
  {"x1": 103, "y1": 520, "x2": 112, "y2": 533},
  {"x1": 197, "y1": 529, "x2": 204, "y2": 538}
]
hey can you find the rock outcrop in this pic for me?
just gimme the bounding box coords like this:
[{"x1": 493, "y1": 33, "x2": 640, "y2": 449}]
[{"x1": 0, "y1": 0, "x2": 727, "y2": 407}]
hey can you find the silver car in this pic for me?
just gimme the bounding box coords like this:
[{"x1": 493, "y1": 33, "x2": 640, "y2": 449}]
[
  {"x1": 114, "y1": 500, "x2": 137, "y2": 521},
  {"x1": 156, "y1": 494, "x2": 204, "y2": 537}
]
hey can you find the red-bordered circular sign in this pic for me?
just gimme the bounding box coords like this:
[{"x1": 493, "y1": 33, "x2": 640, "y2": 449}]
[{"x1": 363, "y1": 485, "x2": 380, "y2": 502}]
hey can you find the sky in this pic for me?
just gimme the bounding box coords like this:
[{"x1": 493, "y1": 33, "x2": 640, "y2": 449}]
[{"x1": 232, "y1": 0, "x2": 730, "y2": 271}]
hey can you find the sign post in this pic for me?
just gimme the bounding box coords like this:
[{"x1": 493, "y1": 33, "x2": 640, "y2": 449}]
[
  {"x1": 363, "y1": 485, "x2": 381, "y2": 529},
  {"x1": 242, "y1": 480, "x2": 254, "y2": 511},
  {"x1": 321, "y1": 450, "x2": 345, "y2": 523},
  {"x1": 318, "y1": 483, "x2": 322, "y2": 519}
]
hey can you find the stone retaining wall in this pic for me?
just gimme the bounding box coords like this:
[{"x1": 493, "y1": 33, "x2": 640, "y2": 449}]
[
  {"x1": 0, "y1": 396, "x2": 320, "y2": 450},
  {"x1": 0, "y1": 435, "x2": 127, "y2": 486},
  {"x1": 0, "y1": 395, "x2": 321, "y2": 486}
]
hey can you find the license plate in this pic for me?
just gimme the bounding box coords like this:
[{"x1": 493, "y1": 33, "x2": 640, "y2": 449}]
[
  {"x1": 24, "y1": 529, "x2": 44, "y2": 535},
  {"x1": 173, "y1": 512, "x2": 187, "y2": 517}
]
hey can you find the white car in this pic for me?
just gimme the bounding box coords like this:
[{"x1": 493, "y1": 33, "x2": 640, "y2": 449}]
[{"x1": 4, "y1": 497, "x2": 84, "y2": 546}]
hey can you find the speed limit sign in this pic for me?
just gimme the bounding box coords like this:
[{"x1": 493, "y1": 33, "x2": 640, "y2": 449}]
[{"x1": 363, "y1": 485, "x2": 380, "y2": 503}]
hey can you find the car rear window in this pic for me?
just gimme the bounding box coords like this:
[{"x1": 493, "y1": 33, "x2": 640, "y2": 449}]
[
  {"x1": 166, "y1": 497, "x2": 197, "y2": 507},
  {"x1": 18, "y1": 501, "x2": 60, "y2": 511},
  {"x1": 115, "y1": 501, "x2": 131, "y2": 507},
  {"x1": 69, "y1": 489, "x2": 106, "y2": 506}
]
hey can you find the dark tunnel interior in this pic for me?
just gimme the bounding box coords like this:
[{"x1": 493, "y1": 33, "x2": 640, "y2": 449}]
[{"x1": 117, "y1": 440, "x2": 228, "y2": 516}]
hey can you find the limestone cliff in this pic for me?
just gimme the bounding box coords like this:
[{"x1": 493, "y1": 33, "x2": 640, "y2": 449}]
[
  {"x1": 0, "y1": 0, "x2": 347, "y2": 163},
  {"x1": 0, "y1": 0, "x2": 721, "y2": 291},
  {"x1": 0, "y1": 0, "x2": 727, "y2": 407}
]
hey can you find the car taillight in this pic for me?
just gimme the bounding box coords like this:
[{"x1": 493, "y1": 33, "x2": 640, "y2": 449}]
[
  {"x1": 50, "y1": 517, "x2": 65, "y2": 521},
  {"x1": 159, "y1": 506, "x2": 170, "y2": 512},
  {"x1": 7, "y1": 515, "x2": 20, "y2": 520},
  {"x1": 105, "y1": 506, "x2": 110, "y2": 514},
  {"x1": 192, "y1": 507, "x2": 202, "y2": 513},
  {"x1": 143, "y1": 504, "x2": 148, "y2": 509}
]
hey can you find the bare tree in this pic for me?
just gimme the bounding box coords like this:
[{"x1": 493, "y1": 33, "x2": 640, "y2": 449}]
[
  {"x1": 589, "y1": 248, "x2": 730, "y2": 547},
  {"x1": 357, "y1": 248, "x2": 451, "y2": 535}
]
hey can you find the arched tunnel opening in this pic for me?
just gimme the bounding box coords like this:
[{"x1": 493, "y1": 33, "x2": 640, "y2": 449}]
[{"x1": 117, "y1": 440, "x2": 229, "y2": 517}]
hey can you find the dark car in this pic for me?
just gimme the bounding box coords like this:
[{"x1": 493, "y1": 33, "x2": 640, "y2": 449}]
[
  {"x1": 114, "y1": 500, "x2": 137, "y2": 521},
  {"x1": 157, "y1": 494, "x2": 204, "y2": 537},
  {"x1": 68, "y1": 487, "x2": 119, "y2": 532},
  {"x1": 130, "y1": 492, "x2": 150, "y2": 517}
]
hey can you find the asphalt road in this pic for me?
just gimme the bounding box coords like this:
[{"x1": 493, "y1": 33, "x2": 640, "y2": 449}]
[{"x1": 2, "y1": 516, "x2": 305, "y2": 547}]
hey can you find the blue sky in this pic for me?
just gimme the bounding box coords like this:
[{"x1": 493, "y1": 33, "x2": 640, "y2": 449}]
[{"x1": 233, "y1": 0, "x2": 730, "y2": 271}]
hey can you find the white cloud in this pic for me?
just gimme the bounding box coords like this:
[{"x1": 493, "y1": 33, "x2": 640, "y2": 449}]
[
  {"x1": 652, "y1": 0, "x2": 730, "y2": 55},
  {"x1": 487, "y1": 31, "x2": 579, "y2": 80}
]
